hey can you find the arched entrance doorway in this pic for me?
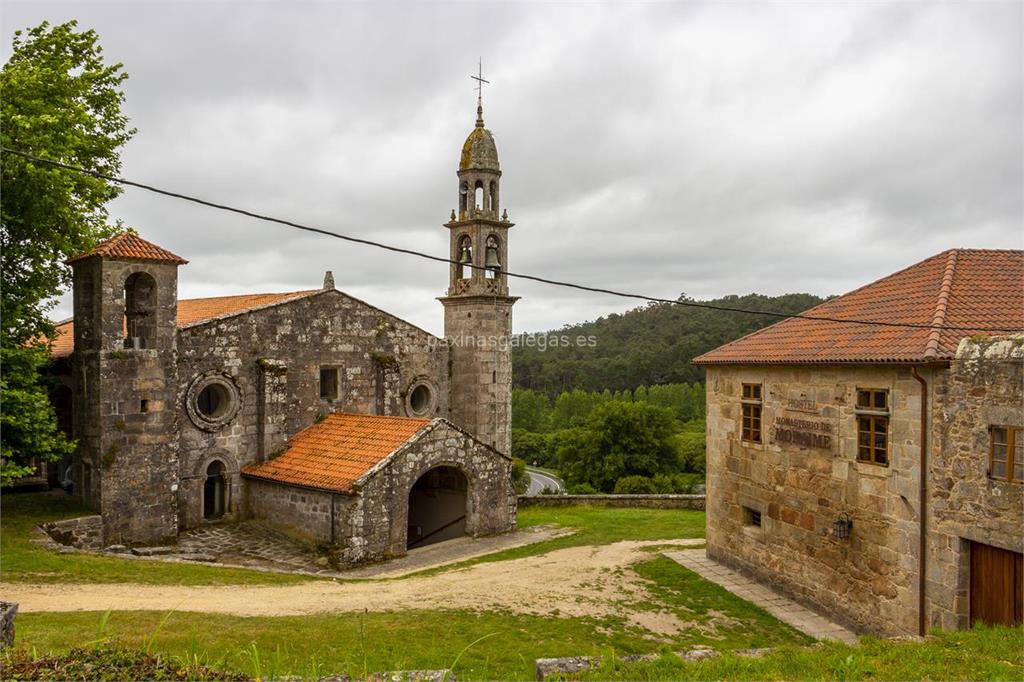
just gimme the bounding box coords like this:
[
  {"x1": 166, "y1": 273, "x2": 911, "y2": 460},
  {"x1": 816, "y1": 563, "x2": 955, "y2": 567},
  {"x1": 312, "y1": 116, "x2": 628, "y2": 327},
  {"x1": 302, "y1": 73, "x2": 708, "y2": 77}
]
[
  {"x1": 203, "y1": 460, "x2": 226, "y2": 520},
  {"x1": 407, "y1": 466, "x2": 467, "y2": 550}
]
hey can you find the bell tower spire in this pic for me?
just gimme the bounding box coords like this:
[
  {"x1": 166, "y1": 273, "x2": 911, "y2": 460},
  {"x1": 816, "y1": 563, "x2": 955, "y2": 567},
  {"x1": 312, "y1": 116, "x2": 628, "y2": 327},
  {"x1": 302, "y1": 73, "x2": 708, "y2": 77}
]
[{"x1": 440, "y1": 71, "x2": 517, "y2": 455}]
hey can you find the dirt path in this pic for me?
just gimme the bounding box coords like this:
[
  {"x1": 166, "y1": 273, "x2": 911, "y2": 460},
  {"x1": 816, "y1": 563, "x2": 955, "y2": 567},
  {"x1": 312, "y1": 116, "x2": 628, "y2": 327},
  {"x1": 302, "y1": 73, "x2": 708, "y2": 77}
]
[{"x1": 2, "y1": 539, "x2": 704, "y2": 635}]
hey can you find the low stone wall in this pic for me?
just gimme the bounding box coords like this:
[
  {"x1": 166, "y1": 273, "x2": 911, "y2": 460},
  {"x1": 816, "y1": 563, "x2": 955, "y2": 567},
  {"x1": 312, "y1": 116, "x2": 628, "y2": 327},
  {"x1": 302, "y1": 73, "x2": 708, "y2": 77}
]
[
  {"x1": 1, "y1": 601, "x2": 17, "y2": 647},
  {"x1": 518, "y1": 494, "x2": 705, "y2": 510},
  {"x1": 40, "y1": 515, "x2": 104, "y2": 550}
]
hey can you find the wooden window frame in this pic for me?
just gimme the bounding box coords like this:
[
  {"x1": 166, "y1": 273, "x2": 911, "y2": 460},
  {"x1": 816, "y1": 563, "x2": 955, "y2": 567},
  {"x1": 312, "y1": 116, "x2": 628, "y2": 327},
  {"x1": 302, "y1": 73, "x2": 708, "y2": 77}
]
[
  {"x1": 989, "y1": 426, "x2": 1023, "y2": 483},
  {"x1": 741, "y1": 382, "x2": 763, "y2": 444},
  {"x1": 855, "y1": 388, "x2": 890, "y2": 467}
]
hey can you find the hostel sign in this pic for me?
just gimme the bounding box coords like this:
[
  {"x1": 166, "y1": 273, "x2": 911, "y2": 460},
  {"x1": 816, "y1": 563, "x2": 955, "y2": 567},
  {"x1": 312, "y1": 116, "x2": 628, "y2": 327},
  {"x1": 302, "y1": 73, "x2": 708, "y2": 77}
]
[{"x1": 772, "y1": 414, "x2": 833, "y2": 450}]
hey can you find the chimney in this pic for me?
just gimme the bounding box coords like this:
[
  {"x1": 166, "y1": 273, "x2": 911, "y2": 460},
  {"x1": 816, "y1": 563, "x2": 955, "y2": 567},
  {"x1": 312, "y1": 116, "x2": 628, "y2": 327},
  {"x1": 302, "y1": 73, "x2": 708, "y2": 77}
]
[{"x1": 323, "y1": 270, "x2": 335, "y2": 290}]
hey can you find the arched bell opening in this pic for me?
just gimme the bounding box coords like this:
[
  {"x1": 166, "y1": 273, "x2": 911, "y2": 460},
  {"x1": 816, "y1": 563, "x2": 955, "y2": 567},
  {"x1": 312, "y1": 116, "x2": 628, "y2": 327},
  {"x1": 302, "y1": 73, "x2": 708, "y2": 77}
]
[
  {"x1": 203, "y1": 460, "x2": 227, "y2": 520},
  {"x1": 474, "y1": 180, "x2": 484, "y2": 211},
  {"x1": 484, "y1": 234, "x2": 501, "y2": 280},
  {"x1": 459, "y1": 180, "x2": 469, "y2": 216},
  {"x1": 407, "y1": 465, "x2": 468, "y2": 550},
  {"x1": 124, "y1": 272, "x2": 158, "y2": 349},
  {"x1": 456, "y1": 235, "x2": 473, "y2": 280}
]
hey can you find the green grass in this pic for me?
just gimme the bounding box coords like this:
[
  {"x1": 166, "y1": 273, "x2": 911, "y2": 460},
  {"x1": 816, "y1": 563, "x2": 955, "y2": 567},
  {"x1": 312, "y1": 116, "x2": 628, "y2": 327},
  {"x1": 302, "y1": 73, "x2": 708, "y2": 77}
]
[
  {"x1": 573, "y1": 625, "x2": 1024, "y2": 681},
  {"x1": 400, "y1": 505, "x2": 705, "y2": 579},
  {"x1": 11, "y1": 556, "x2": 810, "y2": 680},
  {"x1": 0, "y1": 491, "x2": 312, "y2": 585},
  {"x1": 2, "y1": 491, "x2": 704, "y2": 585}
]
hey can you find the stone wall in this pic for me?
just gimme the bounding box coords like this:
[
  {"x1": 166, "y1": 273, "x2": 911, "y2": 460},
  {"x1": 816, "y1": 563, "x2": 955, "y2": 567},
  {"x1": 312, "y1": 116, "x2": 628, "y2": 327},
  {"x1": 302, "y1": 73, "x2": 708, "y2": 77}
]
[
  {"x1": 70, "y1": 256, "x2": 180, "y2": 546},
  {"x1": 442, "y1": 295, "x2": 515, "y2": 456},
  {"x1": 340, "y1": 420, "x2": 515, "y2": 565},
  {"x1": 248, "y1": 420, "x2": 515, "y2": 566},
  {"x1": 518, "y1": 494, "x2": 706, "y2": 510},
  {"x1": 175, "y1": 290, "x2": 449, "y2": 530},
  {"x1": 246, "y1": 478, "x2": 336, "y2": 543},
  {"x1": 0, "y1": 601, "x2": 16, "y2": 648},
  {"x1": 704, "y1": 364, "x2": 941, "y2": 636},
  {"x1": 40, "y1": 515, "x2": 104, "y2": 550},
  {"x1": 927, "y1": 336, "x2": 1024, "y2": 629}
]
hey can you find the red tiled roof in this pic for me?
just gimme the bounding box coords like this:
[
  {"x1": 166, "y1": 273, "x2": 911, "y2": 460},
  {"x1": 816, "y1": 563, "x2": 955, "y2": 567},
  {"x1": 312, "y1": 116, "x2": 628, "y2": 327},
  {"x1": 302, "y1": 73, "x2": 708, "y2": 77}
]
[
  {"x1": 694, "y1": 249, "x2": 1024, "y2": 365},
  {"x1": 242, "y1": 413, "x2": 432, "y2": 493},
  {"x1": 48, "y1": 290, "x2": 320, "y2": 358},
  {"x1": 67, "y1": 232, "x2": 188, "y2": 264}
]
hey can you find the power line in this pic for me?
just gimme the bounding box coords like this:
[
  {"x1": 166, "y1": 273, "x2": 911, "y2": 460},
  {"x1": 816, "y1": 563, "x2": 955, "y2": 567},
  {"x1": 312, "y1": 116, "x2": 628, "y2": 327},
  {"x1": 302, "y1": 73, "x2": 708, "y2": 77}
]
[{"x1": 3, "y1": 145, "x2": 1021, "y2": 334}]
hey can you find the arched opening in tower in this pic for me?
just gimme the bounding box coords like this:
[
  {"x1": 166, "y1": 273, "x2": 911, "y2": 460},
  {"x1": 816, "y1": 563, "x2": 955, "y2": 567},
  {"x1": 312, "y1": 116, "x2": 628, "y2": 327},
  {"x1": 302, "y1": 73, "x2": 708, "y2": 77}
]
[
  {"x1": 407, "y1": 466, "x2": 468, "y2": 550},
  {"x1": 203, "y1": 460, "x2": 226, "y2": 520},
  {"x1": 474, "y1": 181, "x2": 484, "y2": 211},
  {"x1": 124, "y1": 271, "x2": 157, "y2": 349}
]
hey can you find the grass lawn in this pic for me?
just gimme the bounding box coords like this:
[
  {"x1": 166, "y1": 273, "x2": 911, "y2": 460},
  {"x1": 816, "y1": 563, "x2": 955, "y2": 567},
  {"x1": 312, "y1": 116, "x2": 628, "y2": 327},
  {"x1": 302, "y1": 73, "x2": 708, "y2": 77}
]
[
  {"x1": 10, "y1": 556, "x2": 811, "y2": 680},
  {"x1": 403, "y1": 504, "x2": 705, "y2": 579},
  {"x1": 574, "y1": 625, "x2": 1024, "y2": 681},
  {"x1": 0, "y1": 491, "x2": 310, "y2": 586},
  {"x1": 1, "y1": 490, "x2": 705, "y2": 584}
]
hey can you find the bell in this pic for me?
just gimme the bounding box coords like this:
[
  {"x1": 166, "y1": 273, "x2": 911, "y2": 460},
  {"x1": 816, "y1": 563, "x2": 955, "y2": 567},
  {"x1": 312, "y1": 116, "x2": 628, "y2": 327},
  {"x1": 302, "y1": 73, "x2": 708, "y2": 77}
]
[
  {"x1": 458, "y1": 247, "x2": 473, "y2": 265},
  {"x1": 484, "y1": 247, "x2": 501, "y2": 269}
]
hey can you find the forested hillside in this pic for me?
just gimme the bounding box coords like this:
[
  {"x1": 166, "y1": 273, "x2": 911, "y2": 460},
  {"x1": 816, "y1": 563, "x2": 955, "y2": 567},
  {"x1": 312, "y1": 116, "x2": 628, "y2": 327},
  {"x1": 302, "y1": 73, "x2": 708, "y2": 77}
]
[{"x1": 512, "y1": 293, "x2": 827, "y2": 394}]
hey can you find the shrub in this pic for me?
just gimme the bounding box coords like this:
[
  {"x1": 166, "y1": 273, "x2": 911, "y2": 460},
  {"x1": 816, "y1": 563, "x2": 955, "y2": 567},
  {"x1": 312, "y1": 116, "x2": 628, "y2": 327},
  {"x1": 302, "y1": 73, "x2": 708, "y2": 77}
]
[
  {"x1": 567, "y1": 482, "x2": 598, "y2": 494},
  {"x1": 652, "y1": 472, "x2": 703, "y2": 494},
  {"x1": 613, "y1": 475, "x2": 658, "y2": 494},
  {"x1": 0, "y1": 645, "x2": 246, "y2": 680}
]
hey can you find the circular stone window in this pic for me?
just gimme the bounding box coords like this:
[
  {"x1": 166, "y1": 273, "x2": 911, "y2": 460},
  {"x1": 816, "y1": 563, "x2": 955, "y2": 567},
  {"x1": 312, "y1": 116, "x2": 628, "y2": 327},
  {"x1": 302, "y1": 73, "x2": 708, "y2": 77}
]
[
  {"x1": 405, "y1": 379, "x2": 438, "y2": 417},
  {"x1": 187, "y1": 372, "x2": 241, "y2": 431}
]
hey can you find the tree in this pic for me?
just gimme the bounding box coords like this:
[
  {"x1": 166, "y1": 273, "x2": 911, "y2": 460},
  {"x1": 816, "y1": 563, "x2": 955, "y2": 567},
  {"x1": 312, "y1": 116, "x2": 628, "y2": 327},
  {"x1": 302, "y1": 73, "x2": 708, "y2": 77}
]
[
  {"x1": 0, "y1": 20, "x2": 134, "y2": 484},
  {"x1": 511, "y1": 388, "x2": 551, "y2": 432},
  {"x1": 557, "y1": 401, "x2": 677, "y2": 492},
  {"x1": 510, "y1": 457, "x2": 531, "y2": 495}
]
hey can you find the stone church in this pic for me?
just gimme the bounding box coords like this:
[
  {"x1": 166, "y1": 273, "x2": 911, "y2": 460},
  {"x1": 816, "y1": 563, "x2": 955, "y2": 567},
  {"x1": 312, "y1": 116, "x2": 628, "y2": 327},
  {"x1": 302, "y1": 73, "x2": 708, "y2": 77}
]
[{"x1": 46, "y1": 102, "x2": 518, "y2": 563}]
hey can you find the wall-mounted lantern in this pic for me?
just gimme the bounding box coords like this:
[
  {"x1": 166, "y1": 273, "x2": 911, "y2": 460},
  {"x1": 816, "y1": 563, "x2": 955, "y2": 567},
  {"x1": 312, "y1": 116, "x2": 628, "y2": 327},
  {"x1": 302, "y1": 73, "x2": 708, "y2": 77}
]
[{"x1": 833, "y1": 512, "x2": 853, "y2": 539}]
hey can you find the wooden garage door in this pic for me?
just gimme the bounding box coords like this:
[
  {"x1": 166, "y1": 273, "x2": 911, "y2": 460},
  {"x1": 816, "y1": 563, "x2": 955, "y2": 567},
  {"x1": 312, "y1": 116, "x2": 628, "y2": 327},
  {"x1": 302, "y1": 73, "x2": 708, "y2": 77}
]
[{"x1": 970, "y1": 541, "x2": 1023, "y2": 627}]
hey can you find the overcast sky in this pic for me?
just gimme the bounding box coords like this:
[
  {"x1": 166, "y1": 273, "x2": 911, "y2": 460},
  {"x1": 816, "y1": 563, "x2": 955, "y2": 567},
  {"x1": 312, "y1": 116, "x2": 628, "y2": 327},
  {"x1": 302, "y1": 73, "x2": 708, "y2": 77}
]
[{"x1": 5, "y1": 1, "x2": 1022, "y2": 335}]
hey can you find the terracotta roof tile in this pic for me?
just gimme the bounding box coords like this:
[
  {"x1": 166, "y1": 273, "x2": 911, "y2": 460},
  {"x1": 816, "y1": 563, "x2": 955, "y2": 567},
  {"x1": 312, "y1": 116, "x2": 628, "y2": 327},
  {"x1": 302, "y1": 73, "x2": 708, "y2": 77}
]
[
  {"x1": 48, "y1": 290, "x2": 320, "y2": 358},
  {"x1": 694, "y1": 249, "x2": 1024, "y2": 365},
  {"x1": 67, "y1": 233, "x2": 188, "y2": 264},
  {"x1": 242, "y1": 413, "x2": 432, "y2": 493}
]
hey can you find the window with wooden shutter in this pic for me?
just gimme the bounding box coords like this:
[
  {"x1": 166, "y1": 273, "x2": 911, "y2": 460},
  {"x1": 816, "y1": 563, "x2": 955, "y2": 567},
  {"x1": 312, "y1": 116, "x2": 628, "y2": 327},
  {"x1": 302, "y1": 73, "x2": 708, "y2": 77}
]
[{"x1": 990, "y1": 426, "x2": 1023, "y2": 483}]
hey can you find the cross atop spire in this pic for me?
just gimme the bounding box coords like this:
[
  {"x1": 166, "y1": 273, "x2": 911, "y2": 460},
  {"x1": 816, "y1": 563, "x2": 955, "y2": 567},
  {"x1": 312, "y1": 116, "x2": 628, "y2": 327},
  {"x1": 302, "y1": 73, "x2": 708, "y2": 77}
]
[{"x1": 470, "y1": 57, "x2": 489, "y2": 127}]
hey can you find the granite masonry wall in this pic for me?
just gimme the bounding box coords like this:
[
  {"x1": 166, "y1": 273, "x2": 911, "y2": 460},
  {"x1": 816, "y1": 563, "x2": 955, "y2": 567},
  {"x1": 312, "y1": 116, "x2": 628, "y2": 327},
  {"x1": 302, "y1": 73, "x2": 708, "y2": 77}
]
[
  {"x1": 70, "y1": 256, "x2": 181, "y2": 546},
  {"x1": 175, "y1": 289, "x2": 449, "y2": 531},
  {"x1": 518, "y1": 494, "x2": 706, "y2": 510},
  {"x1": 246, "y1": 420, "x2": 515, "y2": 566},
  {"x1": 0, "y1": 601, "x2": 16, "y2": 648},
  {"x1": 40, "y1": 515, "x2": 104, "y2": 550},
  {"x1": 705, "y1": 364, "x2": 942, "y2": 636},
  {"x1": 441, "y1": 294, "x2": 515, "y2": 456},
  {"x1": 246, "y1": 478, "x2": 335, "y2": 543},
  {"x1": 927, "y1": 336, "x2": 1024, "y2": 629}
]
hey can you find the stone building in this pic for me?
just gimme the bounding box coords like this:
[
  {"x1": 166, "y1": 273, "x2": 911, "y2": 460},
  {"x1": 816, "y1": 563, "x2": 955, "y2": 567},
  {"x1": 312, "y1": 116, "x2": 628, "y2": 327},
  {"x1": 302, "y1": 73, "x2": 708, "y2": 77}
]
[
  {"x1": 695, "y1": 249, "x2": 1023, "y2": 636},
  {"x1": 46, "y1": 103, "x2": 518, "y2": 560}
]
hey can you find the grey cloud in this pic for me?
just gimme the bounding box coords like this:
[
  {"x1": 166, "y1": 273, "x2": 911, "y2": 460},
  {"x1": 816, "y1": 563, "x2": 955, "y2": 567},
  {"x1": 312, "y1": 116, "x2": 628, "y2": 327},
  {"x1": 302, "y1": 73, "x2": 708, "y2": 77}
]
[{"x1": 3, "y1": 0, "x2": 1020, "y2": 335}]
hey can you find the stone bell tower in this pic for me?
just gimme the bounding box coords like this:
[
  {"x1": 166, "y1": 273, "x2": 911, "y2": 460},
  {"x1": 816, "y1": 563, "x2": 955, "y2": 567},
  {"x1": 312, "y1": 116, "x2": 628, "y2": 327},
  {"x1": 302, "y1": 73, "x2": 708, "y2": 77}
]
[
  {"x1": 69, "y1": 232, "x2": 184, "y2": 545},
  {"x1": 439, "y1": 98, "x2": 517, "y2": 455}
]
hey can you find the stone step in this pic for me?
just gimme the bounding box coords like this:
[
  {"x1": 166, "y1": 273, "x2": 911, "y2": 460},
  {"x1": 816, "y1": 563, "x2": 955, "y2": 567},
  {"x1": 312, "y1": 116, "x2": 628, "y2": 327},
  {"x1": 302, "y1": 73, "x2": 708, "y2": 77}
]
[{"x1": 130, "y1": 546, "x2": 177, "y2": 557}]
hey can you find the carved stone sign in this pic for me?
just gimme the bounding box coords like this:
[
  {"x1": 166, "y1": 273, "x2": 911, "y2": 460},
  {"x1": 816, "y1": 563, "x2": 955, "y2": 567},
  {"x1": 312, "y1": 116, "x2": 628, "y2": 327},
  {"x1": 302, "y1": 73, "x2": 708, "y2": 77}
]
[
  {"x1": 772, "y1": 414, "x2": 833, "y2": 450},
  {"x1": 786, "y1": 397, "x2": 818, "y2": 414}
]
